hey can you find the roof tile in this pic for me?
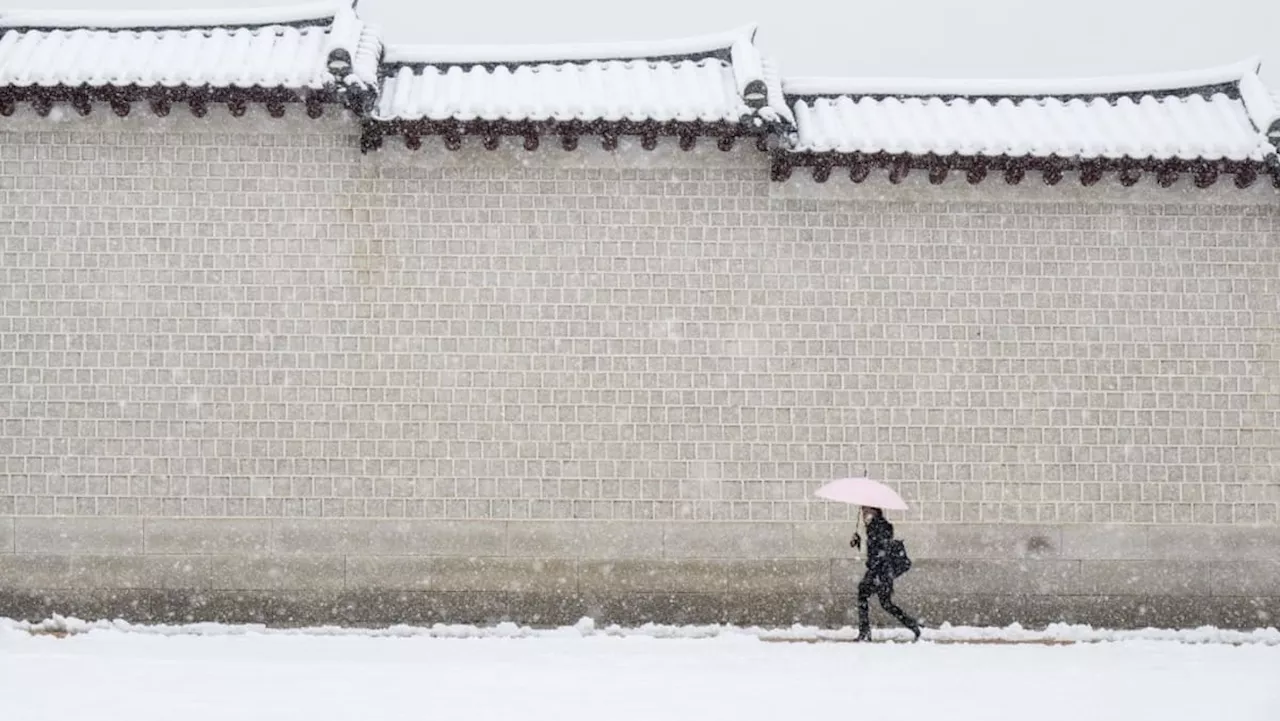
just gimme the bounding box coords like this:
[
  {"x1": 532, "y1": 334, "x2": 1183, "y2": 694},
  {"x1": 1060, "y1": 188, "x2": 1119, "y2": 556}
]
[
  {"x1": 0, "y1": 1, "x2": 376, "y2": 91},
  {"x1": 788, "y1": 91, "x2": 1273, "y2": 161},
  {"x1": 376, "y1": 59, "x2": 746, "y2": 124},
  {"x1": 373, "y1": 27, "x2": 782, "y2": 127}
]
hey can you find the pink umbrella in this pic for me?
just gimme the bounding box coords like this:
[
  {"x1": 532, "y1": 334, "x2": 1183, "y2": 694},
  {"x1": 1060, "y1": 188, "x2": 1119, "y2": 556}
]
[{"x1": 814, "y1": 477, "x2": 909, "y2": 511}]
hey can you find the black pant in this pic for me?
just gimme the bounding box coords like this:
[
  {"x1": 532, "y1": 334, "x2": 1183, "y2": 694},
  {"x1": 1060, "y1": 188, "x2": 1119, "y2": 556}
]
[{"x1": 857, "y1": 570, "x2": 918, "y2": 637}]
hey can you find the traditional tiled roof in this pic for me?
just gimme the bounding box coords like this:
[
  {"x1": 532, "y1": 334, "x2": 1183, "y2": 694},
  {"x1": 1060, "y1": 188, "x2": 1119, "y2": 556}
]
[
  {"x1": 367, "y1": 26, "x2": 792, "y2": 150},
  {"x1": 0, "y1": 2, "x2": 1277, "y2": 191},
  {"x1": 775, "y1": 62, "x2": 1280, "y2": 186},
  {"x1": 0, "y1": 1, "x2": 379, "y2": 115}
]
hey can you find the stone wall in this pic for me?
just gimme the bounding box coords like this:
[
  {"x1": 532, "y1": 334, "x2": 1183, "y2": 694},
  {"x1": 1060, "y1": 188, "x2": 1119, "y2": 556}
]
[{"x1": 1, "y1": 111, "x2": 1278, "y2": 628}]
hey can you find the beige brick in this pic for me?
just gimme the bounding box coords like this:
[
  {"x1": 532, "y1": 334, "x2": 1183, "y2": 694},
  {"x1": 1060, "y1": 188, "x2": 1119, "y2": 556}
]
[
  {"x1": 933, "y1": 524, "x2": 1064, "y2": 560},
  {"x1": 346, "y1": 556, "x2": 576, "y2": 593},
  {"x1": 269, "y1": 520, "x2": 399, "y2": 554},
  {"x1": 15, "y1": 518, "x2": 144, "y2": 555},
  {"x1": 504, "y1": 521, "x2": 578, "y2": 557},
  {"x1": 792, "y1": 522, "x2": 857, "y2": 559},
  {"x1": 209, "y1": 555, "x2": 345, "y2": 591},
  {"x1": 1060, "y1": 524, "x2": 1151, "y2": 560},
  {"x1": 270, "y1": 519, "x2": 506, "y2": 556},
  {"x1": 578, "y1": 521, "x2": 664, "y2": 559},
  {"x1": 1, "y1": 123, "x2": 1278, "y2": 572},
  {"x1": 794, "y1": 521, "x2": 939, "y2": 561},
  {"x1": 725, "y1": 559, "x2": 829, "y2": 594},
  {"x1": 506, "y1": 521, "x2": 662, "y2": 559},
  {"x1": 421, "y1": 520, "x2": 510, "y2": 556},
  {"x1": 145, "y1": 519, "x2": 270, "y2": 555},
  {"x1": 1148, "y1": 527, "x2": 1280, "y2": 562},
  {"x1": 890, "y1": 559, "x2": 1082, "y2": 596},
  {"x1": 0, "y1": 555, "x2": 74, "y2": 589},
  {"x1": 1209, "y1": 561, "x2": 1280, "y2": 597},
  {"x1": 577, "y1": 559, "x2": 728, "y2": 593},
  {"x1": 1077, "y1": 560, "x2": 1216, "y2": 597},
  {"x1": 662, "y1": 522, "x2": 793, "y2": 559},
  {"x1": 68, "y1": 555, "x2": 212, "y2": 589}
]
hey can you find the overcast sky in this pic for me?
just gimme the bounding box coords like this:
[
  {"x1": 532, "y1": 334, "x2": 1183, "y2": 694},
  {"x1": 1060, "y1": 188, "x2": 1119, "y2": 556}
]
[{"x1": 5, "y1": 0, "x2": 1280, "y2": 86}]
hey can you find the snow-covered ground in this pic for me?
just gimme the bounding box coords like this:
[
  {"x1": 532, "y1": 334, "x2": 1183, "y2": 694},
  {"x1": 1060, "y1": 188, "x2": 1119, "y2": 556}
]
[{"x1": 2, "y1": 618, "x2": 1278, "y2": 721}]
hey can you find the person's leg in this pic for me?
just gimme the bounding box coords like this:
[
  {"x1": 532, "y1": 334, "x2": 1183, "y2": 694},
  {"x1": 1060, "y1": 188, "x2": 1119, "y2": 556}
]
[
  {"x1": 856, "y1": 574, "x2": 874, "y2": 640},
  {"x1": 876, "y1": 581, "x2": 921, "y2": 640}
]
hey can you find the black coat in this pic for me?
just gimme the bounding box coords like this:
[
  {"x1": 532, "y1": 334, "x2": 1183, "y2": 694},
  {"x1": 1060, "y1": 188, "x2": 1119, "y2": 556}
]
[{"x1": 864, "y1": 515, "x2": 896, "y2": 577}]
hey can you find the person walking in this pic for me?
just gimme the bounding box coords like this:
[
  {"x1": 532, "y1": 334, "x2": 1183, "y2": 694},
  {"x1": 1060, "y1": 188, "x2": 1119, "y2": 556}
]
[{"x1": 850, "y1": 505, "x2": 921, "y2": 642}]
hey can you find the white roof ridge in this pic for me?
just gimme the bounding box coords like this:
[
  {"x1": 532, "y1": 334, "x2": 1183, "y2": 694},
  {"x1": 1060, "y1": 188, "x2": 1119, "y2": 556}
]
[
  {"x1": 1237, "y1": 69, "x2": 1280, "y2": 136},
  {"x1": 0, "y1": 1, "x2": 346, "y2": 30},
  {"x1": 383, "y1": 24, "x2": 757, "y2": 67},
  {"x1": 782, "y1": 58, "x2": 1262, "y2": 99}
]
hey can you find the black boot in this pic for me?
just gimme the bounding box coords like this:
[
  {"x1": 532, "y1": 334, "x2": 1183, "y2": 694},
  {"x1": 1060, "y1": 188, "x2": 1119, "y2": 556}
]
[
  {"x1": 856, "y1": 617, "x2": 872, "y2": 642},
  {"x1": 856, "y1": 584, "x2": 873, "y2": 642}
]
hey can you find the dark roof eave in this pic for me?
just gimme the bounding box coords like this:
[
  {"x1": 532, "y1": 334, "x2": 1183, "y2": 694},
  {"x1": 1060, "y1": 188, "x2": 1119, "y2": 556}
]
[
  {"x1": 773, "y1": 151, "x2": 1278, "y2": 189},
  {"x1": 783, "y1": 80, "x2": 1243, "y2": 107},
  {"x1": 359, "y1": 117, "x2": 770, "y2": 153},
  {"x1": 0, "y1": 84, "x2": 348, "y2": 118}
]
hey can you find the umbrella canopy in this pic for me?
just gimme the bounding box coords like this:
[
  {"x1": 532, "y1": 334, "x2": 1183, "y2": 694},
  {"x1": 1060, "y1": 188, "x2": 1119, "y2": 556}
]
[{"x1": 814, "y1": 477, "x2": 909, "y2": 511}]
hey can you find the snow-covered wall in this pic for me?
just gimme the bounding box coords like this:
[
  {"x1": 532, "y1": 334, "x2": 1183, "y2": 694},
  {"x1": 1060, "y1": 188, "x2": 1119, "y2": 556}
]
[{"x1": 0, "y1": 111, "x2": 1278, "y2": 629}]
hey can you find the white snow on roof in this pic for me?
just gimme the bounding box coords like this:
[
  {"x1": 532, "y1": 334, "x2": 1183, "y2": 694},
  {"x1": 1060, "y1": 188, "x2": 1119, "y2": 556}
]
[
  {"x1": 375, "y1": 58, "x2": 749, "y2": 123},
  {"x1": 1238, "y1": 72, "x2": 1280, "y2": 133},
  {"x1": 785, "y1": 62, "x2": 1277, "y2": 161},
  {"x1": 759, "y1": 57, "x2": 796, "y2": 127},
  {"x1": 0, "y1": 2, "x2": 344, "y2": 30},
  {"x1": 790, "y1": 93, "x2": 1272, "y2": 160},
  {"x1": 0, "y1": 2, "x2": 377, "y2": 90},
  {"x1": 375, "y1": 27, "x2": 773, "y2": 125}
]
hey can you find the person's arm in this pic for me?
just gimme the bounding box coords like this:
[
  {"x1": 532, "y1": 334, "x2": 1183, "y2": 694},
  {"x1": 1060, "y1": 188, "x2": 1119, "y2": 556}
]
[{"x1": 850, "y1": 517, "x2": 863, "y2": 550}]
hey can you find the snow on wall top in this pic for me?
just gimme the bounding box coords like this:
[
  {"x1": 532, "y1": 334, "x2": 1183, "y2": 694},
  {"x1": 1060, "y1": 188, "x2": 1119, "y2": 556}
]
[
  {"x1": 0, "y1": 1, "x2": 379, "y2": 91},
  {"x1": 374, "y1": 26, "x2": 784, "y2": 126},
  {"x1": 783, "y1": 61, "x2": 1279, "y2": 161}
]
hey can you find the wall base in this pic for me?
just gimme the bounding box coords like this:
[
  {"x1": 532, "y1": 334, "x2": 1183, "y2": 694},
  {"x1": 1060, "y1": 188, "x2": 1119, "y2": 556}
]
[{"x1": 3, "y1": 589, "x2": 1276, "y2": 631}]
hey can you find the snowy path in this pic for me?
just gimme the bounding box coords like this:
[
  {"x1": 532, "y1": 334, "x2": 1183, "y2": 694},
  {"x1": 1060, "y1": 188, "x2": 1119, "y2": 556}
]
[{"x1": 2, "y1": 624, "x2": 1278, "y2": 721}]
